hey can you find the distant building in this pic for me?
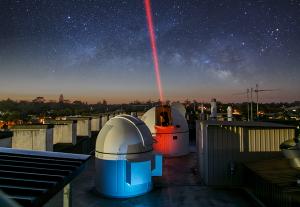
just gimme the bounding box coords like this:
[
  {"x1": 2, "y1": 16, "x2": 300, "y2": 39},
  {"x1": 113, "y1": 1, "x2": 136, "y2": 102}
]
[{"x1": 59, "y1": 94, "x2": 64, "y2": 103}]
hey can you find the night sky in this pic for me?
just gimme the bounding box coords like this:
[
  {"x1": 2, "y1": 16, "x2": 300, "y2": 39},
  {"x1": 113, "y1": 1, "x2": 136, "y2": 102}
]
[{"x1": 0, "y1": 0, "x2": 300, "y2": 103}]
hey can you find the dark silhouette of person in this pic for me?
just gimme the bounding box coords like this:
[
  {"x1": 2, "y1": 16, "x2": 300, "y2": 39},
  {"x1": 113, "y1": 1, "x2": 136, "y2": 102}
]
[{"x1": 160, "y1": 112, "x2": 170, "y2": 126}]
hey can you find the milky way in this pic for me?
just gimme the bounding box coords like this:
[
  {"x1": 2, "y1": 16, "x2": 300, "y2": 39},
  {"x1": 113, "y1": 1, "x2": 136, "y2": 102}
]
[{"x1": 0, "y1": 0, "x2": 300, "y2": 103}]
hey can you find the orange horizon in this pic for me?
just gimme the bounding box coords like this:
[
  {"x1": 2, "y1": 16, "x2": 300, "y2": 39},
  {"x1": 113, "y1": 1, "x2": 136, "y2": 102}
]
[{"x1": 0, "y1": 94, "x2": 299, "y2": 104}]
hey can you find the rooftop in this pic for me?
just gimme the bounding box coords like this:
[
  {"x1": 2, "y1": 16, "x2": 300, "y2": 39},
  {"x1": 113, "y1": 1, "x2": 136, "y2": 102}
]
[
  {"x1": 244, "y1": 158, "x2": 300, "y2": 206},
  {"x1": 72, "y1": 150, "x2": 257, "y2": 207}
]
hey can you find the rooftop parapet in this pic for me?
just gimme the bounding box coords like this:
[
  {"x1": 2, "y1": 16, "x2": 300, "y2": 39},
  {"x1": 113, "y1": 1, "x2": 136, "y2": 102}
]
[
  {"x1": 11, "y1": 125, "x2": 54, "y2": 151},
  {"x1": 201, "y1": 120, "x2": 296, "y2": 128},
  {"x1": 11, "y1": 124, "x2": 54, "y2": 130},
  {"x1": 67, "y1": 117, "x2": 91, "y2": 138},
  {"x1": 67, "y1": 116, "x2": 92, "y2": 121},
  {"x1": 45, "y1": 119, "x2": 77, "y2": 124}
]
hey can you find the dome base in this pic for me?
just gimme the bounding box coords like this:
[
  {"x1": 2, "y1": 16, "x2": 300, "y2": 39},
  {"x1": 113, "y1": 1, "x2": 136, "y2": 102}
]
[
  {"x1": 153, "y1": 126, "x2": 189, "y2": 157},
  {"x1": 95, "y1": 158, "x2": 153, "y2": 198}
]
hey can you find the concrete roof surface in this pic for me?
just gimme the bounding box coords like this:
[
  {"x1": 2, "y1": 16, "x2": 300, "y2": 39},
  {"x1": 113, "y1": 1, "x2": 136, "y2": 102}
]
[{"x1": 72, "y1": 151, "x2": 255, "y2": 207}]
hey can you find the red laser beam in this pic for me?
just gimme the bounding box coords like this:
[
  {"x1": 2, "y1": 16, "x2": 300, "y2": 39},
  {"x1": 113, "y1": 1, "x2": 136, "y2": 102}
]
[{"x1": 144, "y1": 0, "x2": 164, "y2": 103}]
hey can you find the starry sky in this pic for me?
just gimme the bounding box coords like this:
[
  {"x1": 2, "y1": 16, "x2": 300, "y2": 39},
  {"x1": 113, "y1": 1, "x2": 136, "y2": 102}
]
[{"x1": 0, "y1": 0, "x2": 300, "y2": 103}]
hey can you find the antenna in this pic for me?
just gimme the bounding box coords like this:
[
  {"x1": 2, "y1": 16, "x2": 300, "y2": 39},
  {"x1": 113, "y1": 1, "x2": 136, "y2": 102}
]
[
  {"x1": 232, "y1": 89, "x2": 251, "y2": 121},
  {"x1": 254, "y1": 84, "x2": 279, "y2": 118}
]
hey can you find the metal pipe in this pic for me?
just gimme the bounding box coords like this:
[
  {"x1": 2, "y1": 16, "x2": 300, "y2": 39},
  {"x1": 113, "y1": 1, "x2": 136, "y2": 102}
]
[
  {"x1": 247, "y1": 88, "x2": 250, "y2": 121},
  {"x1": 256, "y1": 84, "x2": 259, "y2": 118}
]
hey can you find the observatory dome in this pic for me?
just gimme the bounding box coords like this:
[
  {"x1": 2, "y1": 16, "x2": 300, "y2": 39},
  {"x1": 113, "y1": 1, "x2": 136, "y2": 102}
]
[
  {"x1": 141, "y1": 106, "x2": 189, "y2": 157},
  {"x1": 95, "y1": 114, "x2": 153, "y2": 160},
  {"x1": 95, "y1": 115, "x2": 162, "y2": 198},
  {"x1": 141, "y1": 107, "x2": 188, "y2": 134}
]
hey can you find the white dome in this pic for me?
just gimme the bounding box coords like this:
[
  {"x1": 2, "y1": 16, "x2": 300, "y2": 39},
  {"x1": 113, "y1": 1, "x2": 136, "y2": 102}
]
[
  {"x1": 141, "y1": 106, "x2": 188, "y2": 134},
  {"x1": 171, "y1": 102, "x2": 186, "y2": 117},
  {"x1": 96, "y1": 115, "x2": 153, "y2": 158}
]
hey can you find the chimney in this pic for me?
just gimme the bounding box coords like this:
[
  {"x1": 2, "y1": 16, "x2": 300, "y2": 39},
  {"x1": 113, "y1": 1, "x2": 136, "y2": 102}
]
[
  {"x1": 210, "y1": 98, "x2": 217, "y2": 120},
  {"x1": 227, "y1": 106, "x2": 233, "y2": 122}
]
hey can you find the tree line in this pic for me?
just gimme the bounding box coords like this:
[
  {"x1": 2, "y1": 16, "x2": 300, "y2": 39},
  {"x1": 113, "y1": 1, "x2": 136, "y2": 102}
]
[{"x1": 0, "y1": 98, "x2": 299, "y2": 122}]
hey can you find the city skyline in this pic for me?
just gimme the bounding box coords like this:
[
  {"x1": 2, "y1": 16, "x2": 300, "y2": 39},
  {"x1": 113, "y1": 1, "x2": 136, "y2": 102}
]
[
  {"x1": 0, "y1": 92, "x2": 299, "y2": 104},
  {"x1": 1, "y1": 0, "x2": 300, "y2": 103}
]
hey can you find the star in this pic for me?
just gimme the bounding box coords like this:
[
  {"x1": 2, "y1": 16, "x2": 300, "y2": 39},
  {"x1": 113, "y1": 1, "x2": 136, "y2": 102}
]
[{"x1": 0, "y1": 0, "x2": 299, "y2": 103}]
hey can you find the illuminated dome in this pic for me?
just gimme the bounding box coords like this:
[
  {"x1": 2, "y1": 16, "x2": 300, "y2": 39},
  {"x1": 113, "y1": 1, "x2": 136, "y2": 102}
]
[
  {"x1": 96, "y1": 114, "x2": 153, "y2": 160},
  {"x1": 141, "y1": 106, "x2": 189, "y2": 157},
  {"x1": 141, "y1": 107, "x2": 189, "y2": 134}
]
